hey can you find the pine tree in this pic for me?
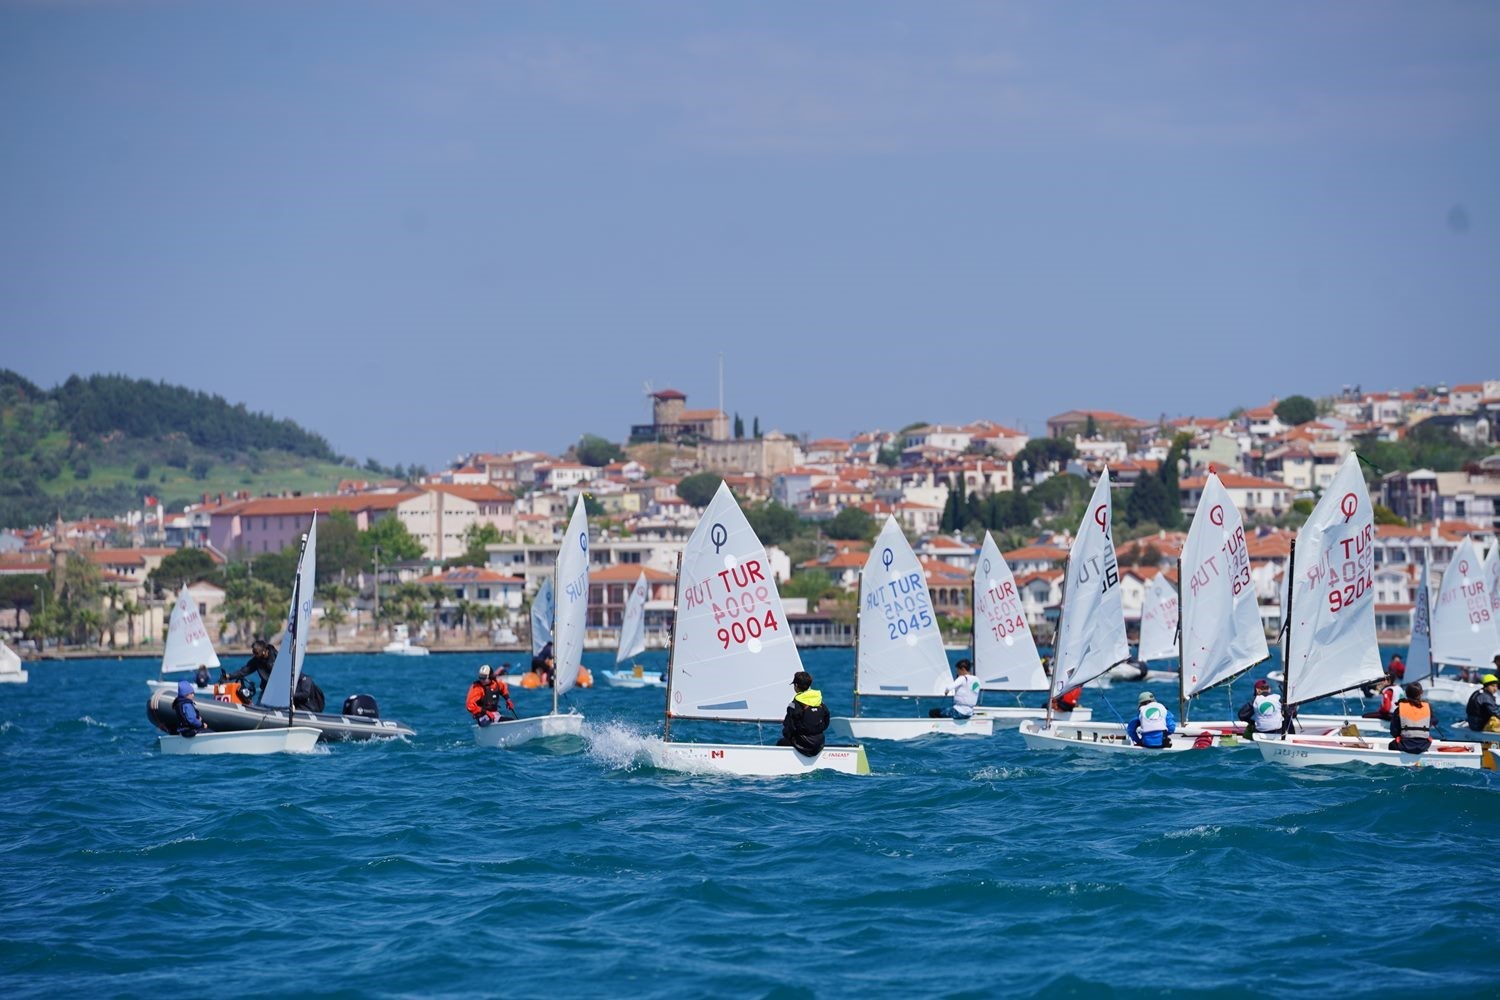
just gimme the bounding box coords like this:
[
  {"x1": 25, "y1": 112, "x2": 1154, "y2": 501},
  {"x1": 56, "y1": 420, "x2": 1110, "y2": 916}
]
[{"x1": 733, "y1": 413, "x2": 744, "y2": 439}]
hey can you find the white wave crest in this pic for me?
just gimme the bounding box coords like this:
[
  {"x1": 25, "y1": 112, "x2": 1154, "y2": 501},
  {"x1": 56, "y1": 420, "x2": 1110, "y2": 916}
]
[
  {"x1": 78, "y1": 715, "x2": 109, "y2": 728},
  {"x1": 1164, "y1": 824, "x2": 1221, "y2": 840},
  {"x1": 584, "y1": 720, "x2": 662, "y2": 770}
]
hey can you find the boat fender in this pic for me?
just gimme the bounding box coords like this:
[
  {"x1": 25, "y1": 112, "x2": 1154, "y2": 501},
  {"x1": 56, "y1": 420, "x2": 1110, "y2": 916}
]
[
  {"x1": 343, "y1": 693, "x2": 380, "y2": 719},
  {"x1": 1436, "y1": 745, "x2": 1473, "y2": 753},
  {"x1": 1192, "y1": 733, "x2": 1214, "y2": 749}
]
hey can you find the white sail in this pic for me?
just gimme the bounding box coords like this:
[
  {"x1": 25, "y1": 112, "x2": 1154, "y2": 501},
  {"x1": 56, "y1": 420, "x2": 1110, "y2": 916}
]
[
  {"x1": 668, "y1": 481, "x2": 803, "y2": 722},
  {"x1": 616, "y1": 572, "x2": 649, "y2": 664},
  {"x1": 1408, "y1": 552, "x2": 1433, "y2": 680},
  {"x1": 1053, "y1": 470, "x2": 1130, "y2": 694},
  {"x1": 161, "y1": 584, "x2": 221, "y2": 675},
  {"x1": 552, "y1": 497, "x2": 590, "y2": 696},
  {"x1": 973, "y1": 533, "x2": 1046, "y2": 691},
  {"x1": 1284, "y1": 453, "x2": 1381, "y2": 705},
  {"x1": 531, "y1": 577, "x2": 554, "y2": 655},
  {"x1": 855, "y1": 516, "x2": 951, "y2": 697},
  {"x1": 262, "y1": 515, "x2": 317, "y2": 710},
  {"x1": 1136, "y1": 574, "x2": 1179, "y2": 664},
  {"x1": 1430, "y1": 536, "x2": 1494, "y2": 668},
  {"x1": 0, "y1": 641, "x2": 23, "y2": 678},
  {"x1": 1179, "y1": 473, "x2": 1268, "y2": 698}
]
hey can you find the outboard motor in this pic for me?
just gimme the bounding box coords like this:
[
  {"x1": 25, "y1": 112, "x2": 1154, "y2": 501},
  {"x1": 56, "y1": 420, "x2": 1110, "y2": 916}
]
[{"x1": 343, "y1": 693, "x2": 380, "y2": 719}]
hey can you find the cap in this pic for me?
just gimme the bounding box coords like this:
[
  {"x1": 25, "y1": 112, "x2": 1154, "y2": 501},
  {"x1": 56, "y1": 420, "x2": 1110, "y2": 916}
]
[
  {"x1": 478, "y1": 664, "x2": 492, "y2": 680},
  {"x1": 1483, "y1": 674, "x2": 1499, "y2": 685},
  {"x1": 1254, "y1": 679, "x2": 1271, "y2": 691},
  {"x1": 177, "y1": 680, "x2": 194, "y2": 697},
  {"x1": 1137, "y1": 691, "x2": 1154, "y2": 705}
]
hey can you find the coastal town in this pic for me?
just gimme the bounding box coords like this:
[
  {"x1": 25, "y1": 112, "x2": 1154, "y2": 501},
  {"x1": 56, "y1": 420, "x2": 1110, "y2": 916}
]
[{"x1": 3, "y1": 379, "x2": 1498, "y2": 659}]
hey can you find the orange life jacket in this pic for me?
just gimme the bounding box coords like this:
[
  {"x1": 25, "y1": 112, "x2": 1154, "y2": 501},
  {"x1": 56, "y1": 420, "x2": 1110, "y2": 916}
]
[{"x1": 1396, "y1": 699, "x2": 1431, "y2": 736}]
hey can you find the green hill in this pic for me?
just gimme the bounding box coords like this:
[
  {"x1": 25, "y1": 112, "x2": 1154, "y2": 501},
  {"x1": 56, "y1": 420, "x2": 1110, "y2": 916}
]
[{"x1": 0, "y1": 370, "x2": 389, "y2": 529}]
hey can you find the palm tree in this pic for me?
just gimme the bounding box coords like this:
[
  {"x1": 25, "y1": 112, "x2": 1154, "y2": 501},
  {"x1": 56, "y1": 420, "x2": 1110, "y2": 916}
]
[
  {"x1": 320, "y1": 582, "x2": 358, "y2": 635},
  {"x1": 428, "y1": 583, "x2": 449, "y2": 642},
  {"x1": 101, "y1": 583, "x2": 124, "y2": 649},
  {"x1": 321, "y1": 604, "x2": 348, "y2": 646},
  {"x1": 456, "y1": 599, "x2": 480, "y2": 642},
  {"x1": 119, "y1": 597, "x2": 142, "y2": 648}
]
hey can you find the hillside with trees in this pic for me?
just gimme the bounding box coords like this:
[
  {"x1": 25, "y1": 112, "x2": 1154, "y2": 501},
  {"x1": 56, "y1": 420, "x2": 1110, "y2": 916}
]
[{"x1": 0, "y1": 370, "x2": 375, "y2": 529}]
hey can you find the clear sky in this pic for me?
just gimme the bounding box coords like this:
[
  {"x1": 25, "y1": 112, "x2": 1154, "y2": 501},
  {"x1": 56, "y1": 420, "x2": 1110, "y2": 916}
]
[{"x1": 3, "y1": 1, "x2": 1496, "y2": 467}]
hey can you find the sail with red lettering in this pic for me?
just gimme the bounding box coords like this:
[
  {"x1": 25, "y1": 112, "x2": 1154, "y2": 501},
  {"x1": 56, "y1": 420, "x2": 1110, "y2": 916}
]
[
  {"x1": 161, "y1": 584, "x2": 221, "y2": 675},
  {"x1": 856, "y1": 516, "x2": 951, "y2": 697},
  {"x1": 552, "y1": 496, "x2": 590, "y2": 696},
  {"x1": 1052, "y1": 469, "x2": 1130, "y2": 694},
  {"x1": 668, "y1": 481, "x2": 803, "y2": 722},
  {"x1": 1180, "y1": 473, "x2": 1268, "y2": 699},
  {"x1": 1283, "y1": 453, "x2": 1382, "y2": 705},
  {"x1": 973, "y1": 533, "x2": 1046, "y2": 692},
  {"x1": 1136, "y1": 573, "x2": 1179, "y2": 664},
  {"x1": 1430, "y1": 536, "x2": 1493, "y2": 669}
]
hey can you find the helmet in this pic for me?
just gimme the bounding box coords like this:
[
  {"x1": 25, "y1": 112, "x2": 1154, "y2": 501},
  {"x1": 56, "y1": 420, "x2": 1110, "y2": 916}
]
[
  {"x1": 1483, "y1": 674, "x2": 1499, "y2": 685},
  {"x1": 478, "y1": 664, "x2": 492, "y2": 680}
]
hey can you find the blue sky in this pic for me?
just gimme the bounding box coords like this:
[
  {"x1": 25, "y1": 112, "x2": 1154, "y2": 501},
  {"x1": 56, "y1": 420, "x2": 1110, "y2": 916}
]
[{"x1": 3, "y1": 1, "x2": 1496, "y2": 467}]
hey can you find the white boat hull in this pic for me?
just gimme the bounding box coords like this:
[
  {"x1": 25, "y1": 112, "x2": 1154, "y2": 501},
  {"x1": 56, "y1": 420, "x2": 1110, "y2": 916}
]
[
  {"x1": 1018, "y1": 719, "x2": 1225, "y2": 753},
  {"x1": 972, "y1": 706, "x2": 1092, "y2": 728},
  {"x1": 1423, "y1": 678, "x2": 1479, "y2": 703},
  {"x1": 382, "y1": 645, "x2": 430, "y2": 656},
  {"x1": 649, "y1": 741, "x2": 869, "y2": 776},
  {"x1": 158, "y1": 727, "x2": 322, "y2": 755},
  {"x1": 599, "y1": 669, "x2": 665, "y2": 689},
  {"x1": 0, "y1": 671, "x2": 28, "y2": 683},
  {"x1": 474, "y1": 712, "x2": 585, "y2": 748},
  {"x1": 826, "y1": 715, "x2": 993, "y2": 741},
  {"x1": 1258, "y1": 734, "x2": 1496, "y2": 769}
]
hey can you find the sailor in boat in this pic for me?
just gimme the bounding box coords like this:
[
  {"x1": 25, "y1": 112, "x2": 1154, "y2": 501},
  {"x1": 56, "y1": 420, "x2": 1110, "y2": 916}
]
[
  {"x1": 929, "y1": 659, "x2": 980, "y2": 720},
  {"x1": 1237, "y1": 678, "x2": 1286, "y2": 739},
  {"x1": 1127, "y1": 691, "x2": 1177, "y2": 748},
  {"x1": 777, "y1": 670, "x2": 831, "y2": 757},
  {"x1": 1388, "y1": 653, "x2": 1406, "y2": 685},
  {"x1": 222, "y1": 638, "x2": 276, "y2": 691},
  {"x1": 466, "y1": 664, "x2": 514, "y2": 726},
  {"x1": 169, "y1": 680, "x2": 209, "y2": 738},
  {"x1": 523, "y1": 642, "x2": 556, "y2": 688},
  {"x1": 1050, "y1": 683, "x2": 1083, "y2": 714},
  {"x1": 1465, "y1": 673, "x2": 1500, "y2": 734},
  {"x1": 193, "y1": 664, "x2": 211, "y2": 688},
  {"x1": 1389, "y1": 683, "x2": 1436, "y2": 754},
  {"x1": 293, "y1": 673, "x2": 326, "y2": 712},
  {"x1": 1360, "y1": 676, "x2": 1399, "y2": 721}
]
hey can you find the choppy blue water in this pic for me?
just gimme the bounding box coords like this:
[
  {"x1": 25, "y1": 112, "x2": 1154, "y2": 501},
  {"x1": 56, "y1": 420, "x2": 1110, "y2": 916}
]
[{"x1": 3, "y1": 647, "x2": 1497, "y2": 999}]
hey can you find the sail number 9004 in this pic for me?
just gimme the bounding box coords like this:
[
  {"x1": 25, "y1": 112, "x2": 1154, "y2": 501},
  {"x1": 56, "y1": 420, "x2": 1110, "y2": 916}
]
[{"x1": 712, "y1": 584, "x2": 781, "y2": 648}]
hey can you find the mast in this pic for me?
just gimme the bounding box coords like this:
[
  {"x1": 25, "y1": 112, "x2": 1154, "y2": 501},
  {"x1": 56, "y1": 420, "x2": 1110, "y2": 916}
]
[
  {"x1": 287, "y1": 529, "x2": 309, "y2": 729},
  {"x1": 1045, "y1": 557, "x2": 1070, "y2": 725},
  {"x1": 551, "y1": 556, "x2": 560, "y2": 718},
  {"x1": 1279, "y1": 537, "x2": 1296, "y2": 731},
  {"x1": 662, "y1": 553, "x2": 683, "y2": 742},
  {"x1": 1175, "y1": 562, "x2": 1186, "y2": 724},
  {"x1": 852, "y1": 574, "x2": 863, "y2": 718}
]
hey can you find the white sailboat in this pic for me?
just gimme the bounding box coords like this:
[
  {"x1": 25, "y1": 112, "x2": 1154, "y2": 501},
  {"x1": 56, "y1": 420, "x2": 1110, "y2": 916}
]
[
  {"x1": 600, "y1": 572, "x2": 664, "y2": 688},
  {"x1": 381, "y1": 623, "x2": 429, "y2": 656},
  {"x1": 650, "y1": 482, "x2": 869, "y2": 776},
  {"x1": 0, "y1": 640, "x2": 27, "y2": 684},
  {"x1": 828, "y1": 517, "x2": 993, "y2": 740},
  {"x1": 1022, "y1": 469, "x2": 1158, "y2": 751},
  {"x1": 531, "y1": 576, "x2": 554, "y2": 656},
  {"x1": 1258, "y1": 454, "x2": 1492, "y2": 769},
  {"x1": 475, "y1": 497, "x2": 588, "y2": 748},
  {"x1": 1424, "y1": 536, "x2": 1491, "y2": 703},
  {"x1": 968, "y1": 532, "x2": 1090, "y2": 727},
  {"x1": 145, "y1": 585, "x2": 223, "y2": 695},
  {"x1": 159, "y1": 521, "x2": 320, "y2": 755}
]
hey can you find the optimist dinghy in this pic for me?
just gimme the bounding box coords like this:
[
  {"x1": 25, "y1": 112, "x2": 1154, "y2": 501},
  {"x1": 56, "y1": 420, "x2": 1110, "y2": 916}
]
[
  {"x1": 968, "y1": 532, "x2": 1090, "y2": 728},
  {"x1": 828, "y1": 517, "x2": 993, "y2": 741},
  {"x1": 1257, "y1": 454, "x2": 1492, "y2": 770},
  {"x1": 649, "y1": 482, "x2": 868, "y2": 776},
  {"x1": 158, "y1": 726, "x2": 321, "y2": 755},
  {"x1": 599, "y1": 572, "x2": 665, "y2": 688},
  {"x1": 475, "y1": 496, "x2": 588, "y2": 748},
  {"x1": 145, "y1": 585, "x2": 223, "y2": 698}
]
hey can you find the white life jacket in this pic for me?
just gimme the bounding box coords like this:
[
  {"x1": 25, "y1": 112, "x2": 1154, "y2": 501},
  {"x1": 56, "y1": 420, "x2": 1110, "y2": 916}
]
[
  {"x1": 950, "y1": 675, "x2": 980, "y2": 715},
  {"x1": 1252, "y1": 693, "x2": 1284, "y2": 732},
  {"x1": 1137, "y1": 701, "x2": 1170, "y2": 734}
]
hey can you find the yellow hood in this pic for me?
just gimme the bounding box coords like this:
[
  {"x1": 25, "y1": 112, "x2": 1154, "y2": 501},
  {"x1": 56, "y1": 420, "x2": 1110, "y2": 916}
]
[{"x1": 794, "y1": 688, "x2": 824, "y2": 708}]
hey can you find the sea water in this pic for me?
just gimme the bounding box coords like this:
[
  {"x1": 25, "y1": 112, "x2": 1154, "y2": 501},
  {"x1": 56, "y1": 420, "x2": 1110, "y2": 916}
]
[{"x1": 2, "y1": 648, "x2": 1497, "y2": 998}]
